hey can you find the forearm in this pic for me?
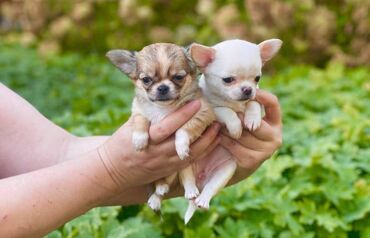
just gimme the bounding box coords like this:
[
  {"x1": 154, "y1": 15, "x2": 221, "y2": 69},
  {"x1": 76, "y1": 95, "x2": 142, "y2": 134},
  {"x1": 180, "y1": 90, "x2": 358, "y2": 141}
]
[
  {"x1": 64, "y1": 136, "x2": 109, "y2": 161},
  {"x1": 0, "y1": 150, "x2": 118, "y2": 238},
  {"x1": 0, "y1": 83, "x2": 73, "y2": 177},
  {"x1": 64, "y1": 136, "x2": 154, "y2": 206}
]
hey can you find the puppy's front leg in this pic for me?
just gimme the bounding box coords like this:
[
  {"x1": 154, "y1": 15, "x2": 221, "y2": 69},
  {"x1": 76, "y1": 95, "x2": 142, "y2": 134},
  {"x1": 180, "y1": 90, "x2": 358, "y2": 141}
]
[
  {"x1": 175, "y1": 100, "x2": 215, "y2": 160},
  {"x1": 214, "y1": 107, "x2": 242, "y2": 139},
  {"x1": 175, "y1": 99, "x2": 215, "y2": 199},
  {"x1": 132, "y1": 113, "x2": 150, "y2": 151},
  {"x1": 244, "y1": 100, "x2": 262, "y2": 131},
  {"x1": 179, "y1": 166, "x2": 199, "y2": 199}
]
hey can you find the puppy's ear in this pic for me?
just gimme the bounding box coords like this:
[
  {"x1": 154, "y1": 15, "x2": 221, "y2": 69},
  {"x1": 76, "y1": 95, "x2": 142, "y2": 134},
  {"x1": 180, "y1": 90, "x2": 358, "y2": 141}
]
[
  {"x1": 258, "y1": 39, "x2": 283, "y2": 64},
  {"x1": 189, "y1": 43, "x2": 215, "y2": 70},
  {"x1": 106, "y1": 49, "x2": 137, "y2": 78}
]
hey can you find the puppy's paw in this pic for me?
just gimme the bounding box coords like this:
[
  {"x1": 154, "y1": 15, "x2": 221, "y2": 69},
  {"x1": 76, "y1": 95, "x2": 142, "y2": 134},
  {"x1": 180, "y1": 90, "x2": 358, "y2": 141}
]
[
  {"x1": 184, "y1": 184, "x2": 199, "y2": 200},
  {"x1": 244, "y1": 114, "x2": 262, "y2": 131},
  {"x1": 195, "y1": 194, "x2": 210, "y2": 210},
  {"x1": 155, "y1": 183, "x2": 169, "y2": 196},
  {"x1": 148, "y1": 194, "x2": 161, "y2": 211},
  {"x1": 132, "y1": 131, "x2": 149, "y2": 151},
  {"x1": 226, "y1": 120, "x2": 243, "y2": 139},
  {"x1": 175, "y1": 129, "x2": 190, "y2": 160}
]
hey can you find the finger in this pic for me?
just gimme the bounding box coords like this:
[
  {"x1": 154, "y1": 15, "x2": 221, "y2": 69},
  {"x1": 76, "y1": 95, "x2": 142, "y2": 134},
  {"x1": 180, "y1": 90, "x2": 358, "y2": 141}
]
[
  {"x1": 246, "y1": 120, "x2": 280, "y2": 141},
  {"x1": 154, "y1": 122, "x2": 220, "y2": 167},
  {"x1": 150, "y1": 135, "x2": 177, "y2": 157},
  {"x1": 220, "y1": 119, "x2": 277, "y2": 142},
  {"x1": 222, "y1": 129, "x2": 272, "y2": 152},
  {"x1": 192, "y1": 135, "x2": 220, "y2": 161},
  {"x1": 149, "y1": 100, "x2": 201, "y2": 144},
  {"x1": 255, "y1": 90, "x2": 282, "y2": 126},
  {"x1": 220, "y1": 135, "x2": 268, "y2": 169}
]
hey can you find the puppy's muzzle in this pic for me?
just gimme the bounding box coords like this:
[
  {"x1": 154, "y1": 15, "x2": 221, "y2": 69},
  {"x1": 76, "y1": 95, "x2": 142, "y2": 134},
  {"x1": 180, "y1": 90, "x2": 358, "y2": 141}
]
[
  {"x1": 157, "y1": 85, "x2": 169, "y2": 95},
  {"x1": 238, "y1": 86, "x2": 253, "y2": 101},
  {"x1": 155, "y1": 84, "x2": 172, "y2": 101}
]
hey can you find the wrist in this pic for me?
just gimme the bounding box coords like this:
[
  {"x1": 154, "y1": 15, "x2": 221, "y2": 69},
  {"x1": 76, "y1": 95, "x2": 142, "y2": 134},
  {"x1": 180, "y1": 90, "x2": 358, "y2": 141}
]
[
  {"x1": 69, "y1": 149, "x2": 124, "y2": 207},
  {"x1": 94, "y1": 144, "x2": 134, "y2": 194},
  {"x1": 61, "y1": 136, "x2": 109, "y2": 162}
]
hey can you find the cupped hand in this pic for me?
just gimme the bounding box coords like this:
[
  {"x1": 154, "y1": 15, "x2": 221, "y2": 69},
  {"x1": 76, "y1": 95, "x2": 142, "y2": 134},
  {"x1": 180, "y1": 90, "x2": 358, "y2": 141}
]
[
  {"x1": 220, "y1": 89, "x2": 283, "y2": 183},
  {"x1": 97, "y1": 100, "x2": 220, "y2": 192},
  {"x1": 164, "y1": 90, "x2": 282, "y2": 197},
  {"x1": 102, "y1": 90, "x2": 281, "y2": 205}
]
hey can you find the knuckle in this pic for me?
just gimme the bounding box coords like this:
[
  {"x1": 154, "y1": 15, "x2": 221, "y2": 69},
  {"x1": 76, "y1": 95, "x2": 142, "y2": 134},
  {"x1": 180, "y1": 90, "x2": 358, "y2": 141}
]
[
  {"x1": 154, "y1": 126, "x2": 168, "y2": 139},
  {"x1": 274, "y1": 137, "x2": 283, "y2": 148},
  {"x1": 270, "y1": 94, "x2": 279, "y2": 105},
  {"x1": 240, "y1": 160, "x2": 249, "y2": 169},
  {"x1": 139, "y1": 159, "x2": 152, "y2": 169},
  {"x1": 250, "y1": 154, "x2": 265, "y2": 166}
]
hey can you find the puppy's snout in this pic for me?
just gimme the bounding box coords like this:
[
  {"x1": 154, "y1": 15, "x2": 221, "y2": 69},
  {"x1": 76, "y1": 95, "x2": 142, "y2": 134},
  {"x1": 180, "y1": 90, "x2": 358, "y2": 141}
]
[
  {"x1": 241, "y1": 86, "x2": 252, "y2": 96},
  {"x1": 157, "y1": 84, "x2": 169, "y2": 95}
]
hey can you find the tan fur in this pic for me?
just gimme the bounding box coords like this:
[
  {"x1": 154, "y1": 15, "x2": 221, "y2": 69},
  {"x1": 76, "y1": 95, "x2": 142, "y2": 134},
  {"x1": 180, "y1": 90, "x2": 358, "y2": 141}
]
[
  {"x1": 180, "y1": 97, "x2": 215, "y2": 144},
  {"x1": 112, "y1": 43, "x2": 215, "y2": 211},
  {"x1": 132, "y1": 114, "x2": 150, "y2": 133}
]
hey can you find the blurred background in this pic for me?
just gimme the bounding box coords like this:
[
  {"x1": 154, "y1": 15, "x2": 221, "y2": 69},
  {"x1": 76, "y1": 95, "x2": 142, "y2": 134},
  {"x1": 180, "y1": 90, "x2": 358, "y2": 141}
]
[
  {"x1": 0, "y1": 1, "x2": 369, "y2": 238},
  {"x1": 1, "y1": 0, "x2": 369, "y2": 67}
]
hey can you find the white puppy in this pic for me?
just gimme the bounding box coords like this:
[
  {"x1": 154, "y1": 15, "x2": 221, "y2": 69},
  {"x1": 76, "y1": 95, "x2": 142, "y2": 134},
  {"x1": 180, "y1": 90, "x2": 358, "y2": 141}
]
[{"x1": 184, "y1": 39, "x2": 282, "y2": 223}]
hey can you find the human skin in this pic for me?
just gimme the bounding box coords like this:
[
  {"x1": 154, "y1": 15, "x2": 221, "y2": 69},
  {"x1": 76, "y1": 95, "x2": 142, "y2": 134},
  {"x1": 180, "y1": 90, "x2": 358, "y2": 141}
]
[
  {"x1": 105, "y1": 89, "x2": 283, "y2": 204},
  {"x1": 0, "y1": 83, "x2": 282, "y2": 237}
]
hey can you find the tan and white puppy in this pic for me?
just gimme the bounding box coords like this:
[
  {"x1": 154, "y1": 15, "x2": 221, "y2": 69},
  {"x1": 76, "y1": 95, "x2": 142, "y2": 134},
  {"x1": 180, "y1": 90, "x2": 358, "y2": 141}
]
[
  {"x1": 106, "y1": 43, "x2": 215, "y2": 210},
  {"x1": 184, "y1": 39, "x2": 282, "y2": 223}
]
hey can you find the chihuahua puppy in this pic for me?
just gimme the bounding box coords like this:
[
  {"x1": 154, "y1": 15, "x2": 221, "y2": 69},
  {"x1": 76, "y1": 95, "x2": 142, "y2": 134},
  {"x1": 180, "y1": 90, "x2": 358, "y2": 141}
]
[
  {"x1": 184, "y1": 39, "x2": 282, "y2": 223},
  {"x1": 106, "y1": 43, "x2": 215, "y2": 211}
]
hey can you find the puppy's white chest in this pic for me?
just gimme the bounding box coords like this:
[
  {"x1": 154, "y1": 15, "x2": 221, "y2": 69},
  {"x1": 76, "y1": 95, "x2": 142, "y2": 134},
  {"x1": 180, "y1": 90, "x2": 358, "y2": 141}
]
[
  {"x1": 143, "y1": 104, "x2": 173, "y2": 124},
  {"x1": 231, "y1": 102, "x2": 247, "y2": 113}
]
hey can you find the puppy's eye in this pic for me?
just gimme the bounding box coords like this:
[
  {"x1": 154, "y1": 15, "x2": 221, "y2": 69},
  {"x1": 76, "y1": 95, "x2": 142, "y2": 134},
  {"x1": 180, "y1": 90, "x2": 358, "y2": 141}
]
[
  {"x1": 222, "y1": 77, "x2": 235, "y2": 84},
  {"x1": 142, "y1": 76, "x2": 152, "y2": 85},
  {"x1": 255, "y1": 76, "x2": 261, "y2": 83},
  {"x1": 173, "y1": 75, "x2": 185, "y2": 81}
]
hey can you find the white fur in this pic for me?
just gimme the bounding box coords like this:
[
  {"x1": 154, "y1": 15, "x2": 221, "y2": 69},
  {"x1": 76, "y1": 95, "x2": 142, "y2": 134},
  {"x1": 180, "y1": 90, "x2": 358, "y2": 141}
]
[
  {"x1": 184, "y1": 38, "x2": 281, "y2": 223},
  {"x1": 244, "y1": 100, "x2": 262, "y2": 131},
  {"x1": 148, "y1": 193, "x2": 162, "y2": 211},
  {"x1": 184, "y1": 200, "x2": 197, "y2": 224},
  {"x1": 214, "y1": 107, "x2": 243, "y2": 139},
  {"x1": 198, "y1": 40, "x2": 262, "y2": 111},
  {"x1": 155, "y1": 183, "x2": 169, "y2": 196},
  {"x1": 194, "y1": 160, "x2": 237, "y2": 209},
  {"x1": 208, "y1": 40, "x2": 262, "y2": 76},
  {"x1": 132, "y1": 131, "x2": 149, "y2": 151},
  {"x1": 133, "y1": 97, "x2": 174, "y2": 124},
  {"x1": 175, "y1": 129, "x2": 190, "y2": 160},
  {"x1": 179, "y1": 166, "x2": 199, "y2": 199}
]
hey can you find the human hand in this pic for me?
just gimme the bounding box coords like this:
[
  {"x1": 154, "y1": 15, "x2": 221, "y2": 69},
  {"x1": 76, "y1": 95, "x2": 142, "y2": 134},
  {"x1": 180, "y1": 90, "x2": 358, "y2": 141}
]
[
  {"x1": 154, "y1": 90, "x2": 282, "y2": 198},
  {"x1": 97, "y1": 100, "x2": 220, "y2": 193},
  {"x1": 172, "y1": 90, "x2": 282, "y2": 187},
  {"x1": 220, "y1": 89, "x2": 283, "y2": 183},
  {"x1": 102, "y1": 90, "x2": 281, "y2": 205}
]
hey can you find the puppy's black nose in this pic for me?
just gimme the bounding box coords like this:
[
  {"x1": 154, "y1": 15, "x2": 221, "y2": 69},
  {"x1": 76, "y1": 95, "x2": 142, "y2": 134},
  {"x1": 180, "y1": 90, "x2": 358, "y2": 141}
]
[
  {"x1": 242, "y1": 86, "x2": 252, "y2": 96},
  {"x1": 157, "y1": 85, "x2": 169, "y2": 95}
]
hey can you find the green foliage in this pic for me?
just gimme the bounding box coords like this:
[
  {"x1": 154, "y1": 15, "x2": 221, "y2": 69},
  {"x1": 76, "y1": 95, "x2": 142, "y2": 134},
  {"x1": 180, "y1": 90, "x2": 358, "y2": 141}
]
[
  {"x1": 0, "y1": 42, "x2": 133, "y2": 135},
  {"x1": 0, "y1": 43, "x2": 369, "y2": 237}
]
